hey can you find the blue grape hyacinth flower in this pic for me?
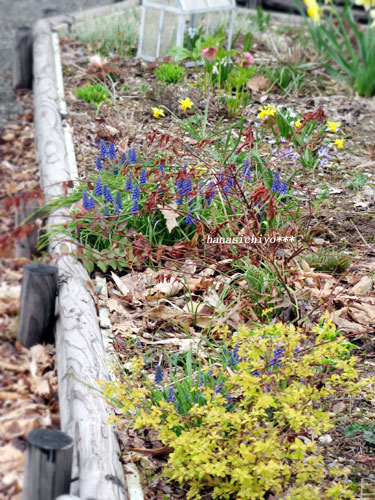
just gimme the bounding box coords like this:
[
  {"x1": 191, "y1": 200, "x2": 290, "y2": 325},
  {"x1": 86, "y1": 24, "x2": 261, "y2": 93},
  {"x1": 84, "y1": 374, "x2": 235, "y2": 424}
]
[
  {"x1": 271, "y1": 171, "x2": 281, "y2": 193},
  {"x1": 154, "y1": 364, "x2": 163, "y2": 384},
  {"x1": 88, "y1": 196, "x2": 95, "y2": 210},
  {"x1": 129, "y1": 147, "x2": 137, "y2": 164},
  {"x1": 95, "y1": 177, "x2": 103, "y2": 196},
  {"x1": 185, "y1": 210, "x2": 196, "y2": 226},
  {"x1": 100, "y1": 139, "x2": 108, "y2": 159},
  {"x1": 96, "y1": 156, "x2": 103, "y2": 171},
  {"x1": 158, "y1": 164, "x2": 164, "y2": 177},
  {"x1": 104, "y1": 205, "x2": 110, "y2": 217},
  {"x1": 167, "y1": 387, "x2": 176, "y2": 402},
  {"x1": 131, "y1": 199, "x2": 139, "y2": 215},
  {"x1": 82, "y1": 189, "x2": 90, "y2": 210},
  {"x1": 108, "y1": 142, "x2": 117, "y2": 160},
  {"x1": 115, "y1": 191, "x2": 123, "y2": 209},
  {"x1": 131, "y1": 183, "x2": 140, "y2": 201},
  {"x1": 103, "y1": 184, "x2": 114, "y2": 203},
  {"x1": 113, "y1": 203, "x2": 121, "y2": 216},
  {"x1": 139, "y1": 168, "x2": 147, "y2": 184},
  {"x1": 242, "y1": 159, "x2": 251, "y2": 181},
  {"x1": 125, "y1": 173, "x2": 132, "y2": 192}
]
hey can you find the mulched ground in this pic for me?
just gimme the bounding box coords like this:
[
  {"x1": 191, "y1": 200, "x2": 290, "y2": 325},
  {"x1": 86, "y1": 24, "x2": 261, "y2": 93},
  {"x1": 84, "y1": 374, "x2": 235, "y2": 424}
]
[
  {"x1": 56, "y1": 16, "x2": 375, "y2": 498},
  {"x1": 0, "y1": 94, "x2": 59, "y2": 500}
]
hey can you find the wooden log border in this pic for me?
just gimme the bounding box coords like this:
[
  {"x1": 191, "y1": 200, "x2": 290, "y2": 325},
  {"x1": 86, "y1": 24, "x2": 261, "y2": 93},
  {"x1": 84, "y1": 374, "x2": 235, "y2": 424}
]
[{"x1": 32, "y1": 2, "x2": 144, "y2": 499}]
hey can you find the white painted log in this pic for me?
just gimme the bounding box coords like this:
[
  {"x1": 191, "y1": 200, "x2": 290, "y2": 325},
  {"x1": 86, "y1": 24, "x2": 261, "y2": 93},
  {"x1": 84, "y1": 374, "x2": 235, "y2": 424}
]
[
  {"x1": 56, "y1": 496, "x2": 81, "y2": 500},
  {"x1": 33, "y1": 18, "x2": 128, "y2": 500}
]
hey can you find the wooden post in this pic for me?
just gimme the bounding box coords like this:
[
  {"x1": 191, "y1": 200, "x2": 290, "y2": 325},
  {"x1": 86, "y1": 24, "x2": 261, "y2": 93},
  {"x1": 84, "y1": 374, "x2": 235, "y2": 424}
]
[
  {"x1": 13, "y1": 26, "x2": 33, "y2": 90},
  {"x1": 14, "y1": 194, "x2": 40, "y2": 258},
  {"x1": 22, "y1": 428, "x2": 74, "y2": 500},
  {"x1": 18, "y1": 263, "x2": 58, "y2": 348}
]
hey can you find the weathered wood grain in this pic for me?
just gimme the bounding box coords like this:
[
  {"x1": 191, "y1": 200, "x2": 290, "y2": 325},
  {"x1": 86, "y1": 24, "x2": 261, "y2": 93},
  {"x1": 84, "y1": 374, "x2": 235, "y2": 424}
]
[
  {"x1": 13, "y1": 26, "x2": 33, "y2": 90},
  {"x1": 14, "y1": 193, "x2": 41, "y2": 258},
  {"x1": 33, "y1": 18, "x2": 127, "y2": 500},
  {"x1": 18, "y1": 263, "x2": 58, "y2": 347},
  {"x1": 22, "y1": 428, "x2": 73, "y2": 500}
]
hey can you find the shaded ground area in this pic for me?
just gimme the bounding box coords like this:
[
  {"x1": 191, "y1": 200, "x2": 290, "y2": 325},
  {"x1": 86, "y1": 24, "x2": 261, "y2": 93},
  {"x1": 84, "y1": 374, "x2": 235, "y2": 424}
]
[{"x1": 0, "y1": 0, "x2": 114, "y2": 126}]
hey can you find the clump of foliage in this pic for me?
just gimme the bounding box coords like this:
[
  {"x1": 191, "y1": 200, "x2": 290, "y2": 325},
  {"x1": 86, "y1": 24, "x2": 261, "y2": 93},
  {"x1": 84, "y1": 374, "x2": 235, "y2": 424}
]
[
  {"x1": 104, "y1": 317, "x2": 372, "y2": 499},
  {"x1": 74, "y1": 83, "x2": 110, "y2": 105},
  {"x1": 303, "y1": 250, "x2": 352, "y2": 273},
  {"x1": 155, "y1": 62, "x2": 186, "y2": 84},
  {"x1": 345, "y1": 422, "x2": 375, "y2": 452},
  {"x1": 301, "y1": 0, "x2": 375, "y2": 97}
]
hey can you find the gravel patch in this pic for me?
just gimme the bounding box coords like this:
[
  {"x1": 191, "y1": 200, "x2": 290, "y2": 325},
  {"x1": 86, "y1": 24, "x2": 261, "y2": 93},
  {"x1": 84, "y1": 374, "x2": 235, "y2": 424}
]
[{"x1": 0, "y1": 0, "x2": 116, "y2": 126}]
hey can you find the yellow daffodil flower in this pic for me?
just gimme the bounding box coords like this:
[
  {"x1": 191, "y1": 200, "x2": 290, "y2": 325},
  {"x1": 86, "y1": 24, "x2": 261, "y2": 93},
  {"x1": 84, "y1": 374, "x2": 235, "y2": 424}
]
[
  {"x1": 152, "y1": 107, "x2": 165, "y2": 118},
  {"x1": 333, "y1": 138, "x2": 345, "y2": 149},
  {"x1": 304, "y1": 0, "x2": 321, "y2": 23},
  {"x1": 326, "y1": 121, "x2": 341, "y2": 133},
  {"x1": 258, "y1": 104, "x2": 277, "y2": 120},
  {"x1": 179, "y1": 97, "x2": 194, "y2": 110},
  {"x1": 294, "y1": 120, "x2": 302, "y2": 128}
]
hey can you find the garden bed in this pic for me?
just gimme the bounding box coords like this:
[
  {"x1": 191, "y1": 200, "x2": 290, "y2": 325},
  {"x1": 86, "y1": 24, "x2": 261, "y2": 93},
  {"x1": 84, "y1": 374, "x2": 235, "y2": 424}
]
[{"x1": 22, "y1": 1, "x2": 375, "y2": 499}]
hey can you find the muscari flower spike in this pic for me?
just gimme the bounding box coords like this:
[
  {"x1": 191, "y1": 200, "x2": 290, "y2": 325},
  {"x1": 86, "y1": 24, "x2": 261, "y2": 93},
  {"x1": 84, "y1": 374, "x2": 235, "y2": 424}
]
[
  {"x1": 206, "y1": 181, "x2": 216, "y2": 207},
  {"x1": 167, "y1": 387, "x2": 176, "y2": 403},
  {"x1": 120, "y1": 151, "x2": 127, "y2": 166},
  {"x1": 103, "y1": 184, "x2": 114, "y2": 203},
  {"x1": 113, "y1": 203, "x2": 121, "y2": 216},
  {"x1": 128, "y1": 147, "x2": 137, "y2": 165},
  {"x1": 139, "y1": 168, "x2": 147, "y2": 184},
  {"x1": 82, "y1": 189, "x2": 90, "y2": 210},
  {"x1": 242, "y1": 159, "x2": 251, "y2": 181},
  {"x1": 108, "y1": 141, "x2": 117, "y2": 160},
  {"x1": 88, "y1": 196, "x2": 95, "y2": 210},
  {"x1": 158, "y1": 164, "x2": 164, "y2": 177},
  {"x1": 115, "y1": 191, "x2": 123, "y2": 210},
  {"x1": 271, "y1": 171, "x2": 281, "y2": 193},
  {"x1": 95, "y1": 177, "x2": 102, "y2": 196},
  {"x1": 113, "y1": 166, "x2": 119, "y2": 175},
  {"x1": 132, "y1": 183, "x2": 140, "y2": 201},
  {"x1": 185, "y1": 210, "x2": 196, "y2": 226},
  {"x1": 104, "y1": 205, "x2": 110, "y2": 217},
  {"x1": 154, "y1": 364, "x2": 163, "y2": 384},
  {"x1": 100, "y1": 139, "x2": 108, "y2": 159},
  {"x1": 125, "y1": 173, "x2": 132, "y2": 192},
  {"x1": 131, "y1": 199, "x2": 139, "y2": 215},
  {"x1": 96, "y1": 156, "x2": 103, "y2": 171}
]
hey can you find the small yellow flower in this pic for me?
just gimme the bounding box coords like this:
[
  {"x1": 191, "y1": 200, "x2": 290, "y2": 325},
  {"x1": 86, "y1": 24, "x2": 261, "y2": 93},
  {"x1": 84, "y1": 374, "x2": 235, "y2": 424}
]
[
  {"x1": 179, "y1": 97, "x2": 194, "y2": 110},
  {"x1": 195, "y1": 165, "x2": 207, "y2": 176},
  {"x1": 333, "y1": 138, "x2": 345, "y2": 149},
  {"x1": 294, "y1": 120, "x2": 302, "y2": 128},
  {"x1": 151, "y1": 107, "x2": 165, "y2": 118},
  {"x1": 327, "y1": 121, "x2": 341, "y2": 133},
  {"x1": 258, "y1": 104, "x2": 277, "y2": 120}
]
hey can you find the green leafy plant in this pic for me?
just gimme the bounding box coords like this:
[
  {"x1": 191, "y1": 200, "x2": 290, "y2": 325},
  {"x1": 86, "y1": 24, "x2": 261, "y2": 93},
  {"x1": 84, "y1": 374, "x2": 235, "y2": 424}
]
[
  {"x1": 301, "y1": 1, "x2": 375, "y2": 97},
  {"x1": 248, "y1": 6, "x2": 271, "y2": 32},
  {"x1": 303, "y1": 250, "x2": 352, "y2": 274},
  {"x1": 345, "y1": 422, "x2": 375, "y2": 451},
  {"x1": 103, "y1": 318, "x2": 370, "y2": 499},
  {"x1": 74, "y1": 83, "x2": 110, "y2": 114},
  {"x1": 155, "y1": 62, "x2": 186, "y2": 85},
  {"x1": 261, "y1": 61, "x2": 314, "y2": 94},
  {"x1": 346, "y1": 173, "x2": 368, "y2": 191}
]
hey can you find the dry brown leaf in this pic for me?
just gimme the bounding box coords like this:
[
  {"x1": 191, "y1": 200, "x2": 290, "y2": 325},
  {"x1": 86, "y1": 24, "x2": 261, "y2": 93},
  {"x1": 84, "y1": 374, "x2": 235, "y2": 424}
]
[
  {"x1": 147, "y1": 305, "x2": 212, "y2": 329},
  {"x1": 246, "y1": 75, "x2": 269, "y2": 93},
  {"x1": 148, "y1": 277, "x2": 184, "y2": 300},
  {"x1": 159, "y1": 202, "x2": 179, "y2": 233}
]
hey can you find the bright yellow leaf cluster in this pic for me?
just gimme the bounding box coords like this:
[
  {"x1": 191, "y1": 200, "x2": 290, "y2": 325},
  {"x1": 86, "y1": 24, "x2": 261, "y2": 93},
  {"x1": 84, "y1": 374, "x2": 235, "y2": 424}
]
[{"x1": 101, "y1": 318, "x2": 374, "y2": 499}]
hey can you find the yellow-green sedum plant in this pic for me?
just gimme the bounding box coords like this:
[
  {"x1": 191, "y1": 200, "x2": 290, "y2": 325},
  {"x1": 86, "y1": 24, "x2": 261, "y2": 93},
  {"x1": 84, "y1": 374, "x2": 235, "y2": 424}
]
[{"x1": 102, "y1": 316, "x2": 374, "y2": 499}]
